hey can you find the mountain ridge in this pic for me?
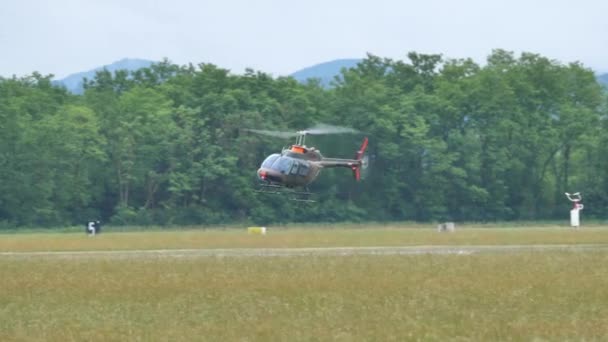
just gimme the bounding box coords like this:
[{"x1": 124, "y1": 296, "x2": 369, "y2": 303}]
[
  {"x1": 54, "y1": 58, "x2": 154, "y2": 94},
  {"x1": 54, "y1": 58, "x2": 608, "y2": 93},
  {"x1": 597, "y1": 73, "x2": 608, "y2": 87},
  {"x1": 289, "y1": 58, "x2": 361, "y2": 86}
]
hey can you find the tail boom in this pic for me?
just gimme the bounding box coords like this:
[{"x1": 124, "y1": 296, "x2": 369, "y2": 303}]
[{"x1": 317, "y1": 137, "x2": 369, "y2": 181}]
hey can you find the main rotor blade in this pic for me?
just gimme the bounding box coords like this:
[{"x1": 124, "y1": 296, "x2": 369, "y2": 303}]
[
  {"x1": 245, "y1": 124, "x2": 359, "y2": 139},
  {"x1": 244, "y1": 129, "x2": 299, "y2": 139},
  {"x1": 303, "y1": 123, "x2": 360, "y2": 135}
]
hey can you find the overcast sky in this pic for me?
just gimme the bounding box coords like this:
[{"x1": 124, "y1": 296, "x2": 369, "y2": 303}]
[{"x1": 1, "y1": 0, "x2": 606, "y2": 79}]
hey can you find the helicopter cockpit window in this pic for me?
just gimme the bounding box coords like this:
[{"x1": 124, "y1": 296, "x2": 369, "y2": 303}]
[
  {"x1": 261, "y1": 154, "x2": 280, "y2": 169},
  {"x1": 272, "y1": 157, "x2": 294, "y2": 174}
]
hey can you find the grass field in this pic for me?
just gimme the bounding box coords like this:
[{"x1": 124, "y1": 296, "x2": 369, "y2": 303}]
[
  {"x1": 2, "y1": 223, "x2": 608, "y2": 252},
  {"x1": 2, "y1": 224, "x2": 608, "y2": 341}
]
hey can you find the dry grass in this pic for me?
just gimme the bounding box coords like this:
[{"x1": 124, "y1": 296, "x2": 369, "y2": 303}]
[
  {"x1": 2, "y1": 224, "x2": 608, "y2": 252},
  {"x1": 1, "y1": 252, "x2": 608, "y2": 341},
  {"x1": 2, "y1": 224, "x2": 608, "y2": 341}
]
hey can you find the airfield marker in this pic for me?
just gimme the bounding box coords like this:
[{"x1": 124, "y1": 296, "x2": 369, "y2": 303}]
[
  {"x1": 565, "y1": 192, "x2": 584, "y2": 229},
  {"x1": 248, "y1": 226, "x2": 267, "y2": 235}
]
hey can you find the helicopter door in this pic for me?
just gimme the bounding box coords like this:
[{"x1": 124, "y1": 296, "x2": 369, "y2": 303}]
[
  {"x1": 298, "y1": 163, "x2": 310, "y2": 176},
  {"x1": 289, "y1": 161, "x2": 300, "y2": 175}
]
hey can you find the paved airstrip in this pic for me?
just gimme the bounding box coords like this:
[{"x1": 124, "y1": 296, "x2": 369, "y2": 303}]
[{"x1": 2, "y1": 244, "x2": 608, "y2": 259}]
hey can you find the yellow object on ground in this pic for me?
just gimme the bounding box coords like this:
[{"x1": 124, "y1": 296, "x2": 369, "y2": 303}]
[{"x1": 247, "y1": 227, "x2": 267, "y2": 235}]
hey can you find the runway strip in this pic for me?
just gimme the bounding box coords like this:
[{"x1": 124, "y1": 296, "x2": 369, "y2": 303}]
[{"x1": 3, "y1": 244, "x2": 608, "y2": 259}]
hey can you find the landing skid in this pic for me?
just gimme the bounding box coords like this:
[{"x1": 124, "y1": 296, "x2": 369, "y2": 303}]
[{"x1": 256, "y1": 184, "x2": 316, "y2": 203}]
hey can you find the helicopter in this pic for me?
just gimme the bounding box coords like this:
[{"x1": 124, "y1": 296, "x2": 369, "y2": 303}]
[{"x1": 247, "y1": 124, "x2": 369, "y2": 201}]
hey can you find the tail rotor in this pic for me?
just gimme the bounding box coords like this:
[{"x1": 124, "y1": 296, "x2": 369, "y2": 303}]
[{"x1": 352, "y1": 137, "x2": 369, "y2": 181}]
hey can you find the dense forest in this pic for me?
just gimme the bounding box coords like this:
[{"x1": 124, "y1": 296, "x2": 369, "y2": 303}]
[{"x1": 1, "y1": 50, "x2": 607, "y2": 228}]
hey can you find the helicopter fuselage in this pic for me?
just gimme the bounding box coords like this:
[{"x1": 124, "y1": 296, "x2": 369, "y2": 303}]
[
  {"x1": 257, "y1": 145, "x2": 323, "y2": 188},
  {"x1": 257, "y1": 140, "x2": 367, "y2": 189}
]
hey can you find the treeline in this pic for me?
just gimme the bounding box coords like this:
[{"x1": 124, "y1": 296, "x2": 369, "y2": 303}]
[{"x1": 1, "y1": 50, "x2": 606, "y2": 228}]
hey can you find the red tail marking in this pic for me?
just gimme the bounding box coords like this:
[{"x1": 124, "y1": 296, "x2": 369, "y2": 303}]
[
  {"x1": 352, "y1": 137, "x2": 368, "y2": 181},
  {"x1": 355, "y1": 137, "x2": 369, "y2": 160}
]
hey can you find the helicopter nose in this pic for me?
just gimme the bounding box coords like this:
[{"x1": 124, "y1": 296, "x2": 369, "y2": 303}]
[
  {"x1": 258, "y1": 168, "x2": 280, "y2": 182},
  {"x1": 257, "y1": 168, "x2": 267, "y2": 180}
]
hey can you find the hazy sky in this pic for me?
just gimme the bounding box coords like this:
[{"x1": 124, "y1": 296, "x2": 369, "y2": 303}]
[{"x1": 1, "y1": 0, "x2": 606, "y2": 79}]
